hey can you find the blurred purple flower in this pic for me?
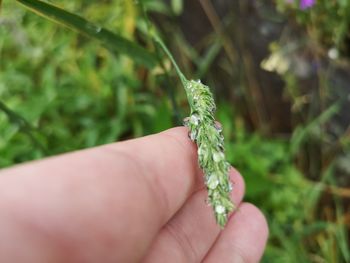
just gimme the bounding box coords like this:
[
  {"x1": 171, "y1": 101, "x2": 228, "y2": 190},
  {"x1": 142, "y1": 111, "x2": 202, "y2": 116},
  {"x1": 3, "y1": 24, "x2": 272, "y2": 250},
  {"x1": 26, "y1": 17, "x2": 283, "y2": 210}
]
[{"x1": 300, "y1": 0, "x2": 315, "y2": 10}]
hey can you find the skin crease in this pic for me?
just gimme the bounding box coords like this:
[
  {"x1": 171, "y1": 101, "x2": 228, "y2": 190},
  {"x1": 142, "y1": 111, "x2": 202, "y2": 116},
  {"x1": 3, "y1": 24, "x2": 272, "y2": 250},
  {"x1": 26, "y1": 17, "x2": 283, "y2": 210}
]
[{"x1": 0, "y1": 127, "x2": 268, "y2": 263}]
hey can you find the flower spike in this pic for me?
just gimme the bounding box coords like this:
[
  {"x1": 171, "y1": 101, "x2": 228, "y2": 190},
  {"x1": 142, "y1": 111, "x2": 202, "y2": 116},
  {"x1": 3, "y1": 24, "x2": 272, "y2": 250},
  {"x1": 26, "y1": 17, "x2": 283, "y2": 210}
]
[{"x1": 183, "y1": 79, "x2": 235, "y2": 228}]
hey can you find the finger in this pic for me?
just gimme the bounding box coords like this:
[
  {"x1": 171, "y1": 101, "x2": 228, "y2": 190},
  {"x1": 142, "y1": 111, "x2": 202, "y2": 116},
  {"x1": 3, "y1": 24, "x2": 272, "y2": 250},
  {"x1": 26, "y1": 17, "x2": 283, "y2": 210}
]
[
  {"x1": 142, "y1": 168, "x2": 245, "y2": 263},
  {"x1": 203, "y1": 203, "x2": 269, "y2": 263},
  {"x1": 0, "y1": 127, "x2": 203, "y2": 262}
]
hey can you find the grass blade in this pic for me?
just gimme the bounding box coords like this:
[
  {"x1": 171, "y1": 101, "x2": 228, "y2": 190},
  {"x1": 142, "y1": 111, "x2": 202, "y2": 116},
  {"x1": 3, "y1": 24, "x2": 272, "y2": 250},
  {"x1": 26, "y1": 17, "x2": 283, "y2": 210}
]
[
  {"x1": 16, "y1": 0, "x2": 157, "y2": 68},
  {"x1": 0, "y1": 100, "x2": 46, "y2": 153}
]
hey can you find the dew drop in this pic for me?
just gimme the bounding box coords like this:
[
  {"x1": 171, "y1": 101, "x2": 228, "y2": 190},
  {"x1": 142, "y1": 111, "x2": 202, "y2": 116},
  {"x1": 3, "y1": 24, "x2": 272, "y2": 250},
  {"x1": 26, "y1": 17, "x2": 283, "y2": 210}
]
[
  {"x1": 213, "y1": 151, "x2": 224, "y2": 162},
  {"x1": 197, "y1": 145, "x2": 205, "y2": 156},
  {"x1": 190, "y1": 114, "x2": 200, "y2": 125},
  {"x1": 228, "y1": 182, "x2": 233, "y2": 192},
  {"x1": 183, "y1": 117, "x2": 190, "y2": 127},
  {"x1": 214, "y1": 122, "x2": 222, "y2": 132},
  {"x1": 86, "y1": 23, "x2": 102, "y2": 33},
  {"x1": 207, "y1": 175, "x2": 219, "y2": 189},
  {"x1": 215, "y1": 205, "x2": 226, "y2": 214},
  {"x1": 190, "y1": 130, "x2": 197, "y2": 141}
]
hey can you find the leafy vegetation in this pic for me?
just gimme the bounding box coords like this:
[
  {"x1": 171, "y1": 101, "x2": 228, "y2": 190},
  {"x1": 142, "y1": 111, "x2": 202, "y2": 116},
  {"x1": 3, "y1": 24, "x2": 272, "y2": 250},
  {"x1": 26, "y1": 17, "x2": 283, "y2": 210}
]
[{"x1": 0, "y1": 0, "x2": 349, "y2": 262}]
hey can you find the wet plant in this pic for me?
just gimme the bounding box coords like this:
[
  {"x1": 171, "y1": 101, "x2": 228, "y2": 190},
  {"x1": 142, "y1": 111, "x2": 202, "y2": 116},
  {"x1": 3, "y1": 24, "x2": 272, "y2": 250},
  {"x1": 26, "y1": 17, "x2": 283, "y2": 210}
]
[
  {"x1": 153, "y1": 36, "x2": 234, "y2": 227},
  {"x1": 182, "y1": 80, "x2": 234, "y2": 227},
  {"x1": 8, "y1": 0, "x2": 234, "y2": 228}
]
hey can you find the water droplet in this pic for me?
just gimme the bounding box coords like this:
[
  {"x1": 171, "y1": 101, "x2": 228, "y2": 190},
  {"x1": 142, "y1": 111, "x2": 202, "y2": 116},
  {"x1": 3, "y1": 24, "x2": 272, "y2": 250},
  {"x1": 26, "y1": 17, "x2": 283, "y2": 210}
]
[
  {"x1": 207, "y1": 175, "x2": 219, "y2": 189},
  {"x1": 228, "y1": 182, "x2": 233, "y2": 192},
  {"x1": 214, "y1": 122, "x2": 222, "y2": 132},
  {"x1": 190, "y1": 114, "x2": 200, "y2": 125},
  {"x1": 189, "y1": 130, "x2": 197, "y2": 141},
  {"x1": 183, "y1": 117, "x2": 190, "y2": 127},
  {"x1": 213, "y1": 151, "x2": 224, "y2": 162},
  {"x1": 197, "y1": 145, "x2": 205, "y2": 156},
  {"x1": 215, "y1": 205, "x2": 226, "y2": 214},
  {"x1": 86, "y1": 23, "x2": 101, "y2": 33}
]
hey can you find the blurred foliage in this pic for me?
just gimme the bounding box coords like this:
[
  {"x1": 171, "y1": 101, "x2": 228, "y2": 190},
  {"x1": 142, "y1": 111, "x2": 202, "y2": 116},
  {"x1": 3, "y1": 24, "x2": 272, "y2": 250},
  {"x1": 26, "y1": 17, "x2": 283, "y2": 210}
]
[
  {"x1": 0, "y1": 0, "x2": 349, "y2": 262},
  {"x1": 277, "y1": 0, "x2": 350, "y2": 54}
]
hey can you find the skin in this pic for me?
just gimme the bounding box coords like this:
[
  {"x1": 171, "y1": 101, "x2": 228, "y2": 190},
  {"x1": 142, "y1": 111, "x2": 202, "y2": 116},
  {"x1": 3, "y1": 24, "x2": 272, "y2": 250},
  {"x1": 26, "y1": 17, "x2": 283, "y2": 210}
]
[{"x1": 0, "y1": 127, "x2": 268, "y2": 262}]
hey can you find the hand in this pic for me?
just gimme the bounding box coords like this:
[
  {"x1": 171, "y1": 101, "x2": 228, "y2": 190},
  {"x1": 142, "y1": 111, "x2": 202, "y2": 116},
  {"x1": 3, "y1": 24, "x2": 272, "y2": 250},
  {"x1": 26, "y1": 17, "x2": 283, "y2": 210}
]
[{"x1": 0, "y1": 127, "x2": 268, "y2": 262}]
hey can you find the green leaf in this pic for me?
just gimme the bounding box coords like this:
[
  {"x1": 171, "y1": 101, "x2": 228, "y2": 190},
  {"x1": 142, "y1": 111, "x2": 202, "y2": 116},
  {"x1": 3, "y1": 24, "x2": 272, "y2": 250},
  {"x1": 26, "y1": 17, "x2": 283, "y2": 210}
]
[{"x1": 16, "y1": 0, "x2": 157, "y2": 68}]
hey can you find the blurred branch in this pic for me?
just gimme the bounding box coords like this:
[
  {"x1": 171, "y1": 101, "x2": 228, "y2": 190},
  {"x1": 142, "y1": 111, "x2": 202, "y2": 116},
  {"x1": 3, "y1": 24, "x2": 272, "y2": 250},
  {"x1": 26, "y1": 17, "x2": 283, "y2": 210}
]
[
  {"x1": 0, "y1": 100, "x2": 46, "y2": 153},
  {"x1": 325, "y1": 184, "x2": 350, "y2": 198}
]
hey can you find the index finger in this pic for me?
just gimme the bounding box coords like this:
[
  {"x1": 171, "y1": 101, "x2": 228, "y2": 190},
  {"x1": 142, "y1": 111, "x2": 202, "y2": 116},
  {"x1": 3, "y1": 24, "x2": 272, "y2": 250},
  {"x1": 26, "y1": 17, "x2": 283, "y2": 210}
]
[{"x1": 0, "y1": 127, "x2": 204, "y2": 262}]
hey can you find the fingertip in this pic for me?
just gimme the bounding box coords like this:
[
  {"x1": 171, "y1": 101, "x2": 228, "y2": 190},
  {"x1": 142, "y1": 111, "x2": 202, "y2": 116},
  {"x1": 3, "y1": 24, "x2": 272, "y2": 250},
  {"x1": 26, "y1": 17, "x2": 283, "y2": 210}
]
[
  {"x1": 227, "y1": 202, "x2": 269, "y2": 262},
  {"x1": 203, "y1": 202, "x2": 269, "y2": 263},
  {"x1": 236, "y1": 203, "x2": 269, "y2": 241},
  {"x1": 229, "y1": 167, "x2": 245, "y2": 205},
  {"x1": 159, "y1": 127, "x2": 191, "y2": 143},
  {"x1": 158, "y1": 126, "x2": 198, "y2": 162}
]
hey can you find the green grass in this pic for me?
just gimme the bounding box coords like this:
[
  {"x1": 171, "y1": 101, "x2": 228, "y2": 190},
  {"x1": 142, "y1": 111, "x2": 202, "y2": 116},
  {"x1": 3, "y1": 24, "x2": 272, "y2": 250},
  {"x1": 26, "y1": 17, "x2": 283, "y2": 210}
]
[{"x1": 0, "y1": 1, "x2": 348, "y2": 262}]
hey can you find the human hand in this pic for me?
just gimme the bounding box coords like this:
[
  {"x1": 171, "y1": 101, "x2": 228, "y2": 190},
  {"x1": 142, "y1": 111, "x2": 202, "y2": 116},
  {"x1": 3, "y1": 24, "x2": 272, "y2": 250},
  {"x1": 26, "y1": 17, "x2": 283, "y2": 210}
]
[{"x1": 0, "y1": 127, "x2": 268, "y2": 262}]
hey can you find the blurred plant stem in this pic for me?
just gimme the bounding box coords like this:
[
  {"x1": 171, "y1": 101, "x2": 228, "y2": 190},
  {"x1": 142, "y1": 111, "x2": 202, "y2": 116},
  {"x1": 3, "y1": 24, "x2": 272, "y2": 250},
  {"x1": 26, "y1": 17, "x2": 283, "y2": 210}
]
[{"x1": 139, "y1": 2, "x2": 183, "y2": 125}]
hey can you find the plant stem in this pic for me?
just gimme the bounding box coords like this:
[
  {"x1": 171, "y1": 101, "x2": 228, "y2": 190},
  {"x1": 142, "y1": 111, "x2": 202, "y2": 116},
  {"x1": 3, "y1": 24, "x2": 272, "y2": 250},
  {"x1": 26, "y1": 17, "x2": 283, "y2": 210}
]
[{"x1": 139, "y1": 3, "x2": 181, "y2": 124}]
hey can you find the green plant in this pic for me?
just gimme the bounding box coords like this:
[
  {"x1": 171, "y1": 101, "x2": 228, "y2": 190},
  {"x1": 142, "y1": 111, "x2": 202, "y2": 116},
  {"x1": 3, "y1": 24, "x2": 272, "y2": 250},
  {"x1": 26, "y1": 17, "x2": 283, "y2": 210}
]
[
  {"x1": 0, "y1": 0, "x2": 161, "y2": 165},
  {"x1": 3, "y1": 0, "x2": 234, "y2": 227},
  {"x1": 1, "y1": 0, "x2": 349, "y2": 260},
  {"x1": 276, "y1": 0, "x2": 350, "y2": 55},
  {"x1": 183, "y1": 80, "x2": 234, "y2": 227}
]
